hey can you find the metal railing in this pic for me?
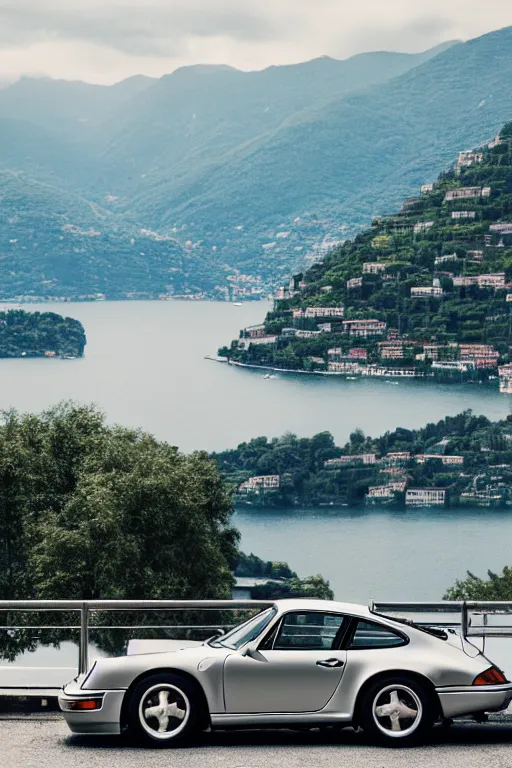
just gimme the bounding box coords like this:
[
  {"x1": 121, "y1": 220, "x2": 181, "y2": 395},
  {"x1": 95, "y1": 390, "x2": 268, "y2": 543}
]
[
  {"x1": 370, "y1": 600, "x2": 512, "y2": 638},
  {"x1": 0, "y1": 599, "x2": 511, "y2": 696},
  {"x1": 0, "y1": 599, "x2": 273, "y2": 686}
]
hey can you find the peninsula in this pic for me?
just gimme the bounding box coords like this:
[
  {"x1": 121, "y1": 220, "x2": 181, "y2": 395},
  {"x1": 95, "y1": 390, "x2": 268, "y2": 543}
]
[{"x1": 219, "y1": 123, "x2": 512, "y2": 393}]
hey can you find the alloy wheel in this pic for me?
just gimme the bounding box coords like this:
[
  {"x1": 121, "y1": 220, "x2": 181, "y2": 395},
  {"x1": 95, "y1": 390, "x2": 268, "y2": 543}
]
[
  {"x1": 372, "y1": 684, "x2": 423, "y2": 738},
  {"x1": 139, "y1": 684, "x2": 190, "y2": 741}
]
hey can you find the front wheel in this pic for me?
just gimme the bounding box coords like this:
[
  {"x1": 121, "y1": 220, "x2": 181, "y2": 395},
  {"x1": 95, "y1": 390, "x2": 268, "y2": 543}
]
[
  {"x1": 359, "y1": 676, "x2": 436, "y2": 747},
  {"x1": 126, "y1": 673, "x2": 201, "y2": 747}
]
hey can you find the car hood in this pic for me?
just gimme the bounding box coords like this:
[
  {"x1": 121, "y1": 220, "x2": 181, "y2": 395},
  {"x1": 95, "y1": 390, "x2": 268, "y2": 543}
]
[{"x1": 127, "y1": 639, "x2": 204, "y2": 655}]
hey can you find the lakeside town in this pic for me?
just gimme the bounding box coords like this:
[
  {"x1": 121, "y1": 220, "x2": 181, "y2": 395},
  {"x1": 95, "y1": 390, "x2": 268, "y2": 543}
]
[
  {"x1": 212, "y1": 412, "x2": 512, "y2": 510},
  {"x1": 218, "y1": 126, "x2": 512, "y2": 394}
]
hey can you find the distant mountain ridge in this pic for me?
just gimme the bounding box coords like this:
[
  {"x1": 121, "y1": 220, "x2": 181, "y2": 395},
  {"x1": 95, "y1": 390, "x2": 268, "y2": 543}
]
[{"x1": 0, "y1": 31, "x2": 511, "y2": 300}]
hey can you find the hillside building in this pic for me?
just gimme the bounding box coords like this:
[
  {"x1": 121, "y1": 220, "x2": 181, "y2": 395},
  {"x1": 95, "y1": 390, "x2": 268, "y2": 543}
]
[
  {"x1": 451, "y1": 211, "x2": 476, "y2": 220},
  {"x1": 457, "y1": 150, "x2": 484, "y2": 168},
  {"x1": 499, "y1": 364, "x2": 512, "y2": 395},
  {"x1": 239, "y1": 475, "x2": 280, "y2": 493},
  {"x1": 378, "y1": 342, "x2": 404, "y2": 359},
  {"x1": 238, "y1": 335, "x2": 277, "y2": 350},
  {"x1": 305, "y1": 307, "x2": 345, "y2": 319},
  {"x1": 444, "y1": 187, "x2": 491, "y2": 202},
  {"x1": 325, "y1": 454, "x2": 377, "y2": 468},
  {"x1": 434, "y1": 254, "x2": 458, "y2": 265},
  {"x1": 411, "y1": 285, "x2": 443, "y2": 298},
  {"x1": 385, "y1": 452, "x2": 412, "y2": 463},
  {"x1": 343, "y1": 319, "x2": 386, "y2": 338},
  {"x1": 244, "y1": 324, "x2": 267, "y2": 338},
  {"x1": 490, "y1": 223, "x2": 512, "y2": 235},
  {"x1": 367, "y1": 482, "x2": 407, "y2": 500},
  {"x1": 413, "y1": 221, "x2": 434, "y2": 234},
  {"x1": 406, "y1": 488, "x2": 446, "y2": 507},
  {"x1": 328, "y1": 361, "x2": 361, "y2": 374},
  {"x1": 416, "y1": 455, "x2": 464, "y2": 466},
  {"x1": 362, "y1": 263, "x2": 386, "y2": 275}
]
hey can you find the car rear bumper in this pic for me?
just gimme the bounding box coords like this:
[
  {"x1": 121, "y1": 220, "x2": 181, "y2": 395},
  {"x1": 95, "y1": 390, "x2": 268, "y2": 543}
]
[
  {"x1": 436, "y1": 682, "x2": 512, "y2": 718},
  {"x1": 59, "y1": 681, "x2": 125, "y2": 735}
]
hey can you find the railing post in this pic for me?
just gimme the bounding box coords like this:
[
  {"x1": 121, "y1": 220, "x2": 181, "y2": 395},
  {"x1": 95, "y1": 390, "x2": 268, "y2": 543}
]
[
  {"x1": 461, "y1": 601, "x2": 468, "y2": 639},
  {"x1": 78, "y1": 603, "x2": 90, "y2": 676}
]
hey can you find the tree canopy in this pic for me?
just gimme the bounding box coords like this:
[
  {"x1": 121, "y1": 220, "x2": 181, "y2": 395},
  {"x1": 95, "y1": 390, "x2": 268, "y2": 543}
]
[
  {"x1": 0, "y1": 402, "x2": 238, "y2": 601},
  {"x1": 444, "y1": 567, "x2": 512, "y2": 600}
]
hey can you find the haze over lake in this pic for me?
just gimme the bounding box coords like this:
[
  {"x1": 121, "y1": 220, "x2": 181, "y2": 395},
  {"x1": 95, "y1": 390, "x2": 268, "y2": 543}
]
[{"x1": 7, "y1": 300, "x2": 511, "y2": 453}]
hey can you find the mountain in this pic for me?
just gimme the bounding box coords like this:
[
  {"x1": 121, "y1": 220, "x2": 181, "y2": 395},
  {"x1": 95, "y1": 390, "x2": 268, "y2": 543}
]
[
  {"x1": 137, "y1": 26, "x2": 512, "y2": 287},
  {"x1": 3, "y1": 32, "x2": 512, "y2": 299},
  {"x1": 0, "y1": 75, "x2": 155, "y2": 139},
  {"x1": 219, "y1": 122, "x2": 512, "y2": 380},
  {"x1": 0, "y1": 41, "x2": 462, "y2": 299},
  {"x1": 90, "y1": 42, "x2": 457, "y2": 189},
  {"x1": 0, "y1": 171, "x2": 197, "y2": 300}
]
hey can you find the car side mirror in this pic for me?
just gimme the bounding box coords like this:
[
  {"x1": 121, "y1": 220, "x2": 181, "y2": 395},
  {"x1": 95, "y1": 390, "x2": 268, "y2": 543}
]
[{"x1": 240, "y1": 642, "x2": 259, "y2": 658}]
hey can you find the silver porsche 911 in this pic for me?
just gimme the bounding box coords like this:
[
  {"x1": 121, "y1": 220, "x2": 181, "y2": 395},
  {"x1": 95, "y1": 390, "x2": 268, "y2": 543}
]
[{"x1": 59, "y1": 599, "x2": 512, "y2": 747}]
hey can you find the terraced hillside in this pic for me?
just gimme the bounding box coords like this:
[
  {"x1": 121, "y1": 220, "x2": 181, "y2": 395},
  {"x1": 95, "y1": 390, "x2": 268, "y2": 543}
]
[{"x1": 220, "y1": 123, "x2": 512, "y2": 389}]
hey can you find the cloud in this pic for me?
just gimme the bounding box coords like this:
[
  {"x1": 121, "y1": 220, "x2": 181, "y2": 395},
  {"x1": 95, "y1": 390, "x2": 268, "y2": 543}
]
[
  {"x1": 0, "y1": 0, "x2": 510, "y2": 83},
  {"x1": 0, "y1": 1, "x2": 281, "y2": 56}
]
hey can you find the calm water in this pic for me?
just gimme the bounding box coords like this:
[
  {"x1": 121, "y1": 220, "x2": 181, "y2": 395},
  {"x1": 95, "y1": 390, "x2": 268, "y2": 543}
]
[
  {"x1": 4, "y1": 300, "x2": 511, "y2": 453},
  {"x1": 1, "y1": 300, "x2": 512, "y2": 679},
  {"x1": 234, "y1": 506, "x2": 512, "y2": 603}
]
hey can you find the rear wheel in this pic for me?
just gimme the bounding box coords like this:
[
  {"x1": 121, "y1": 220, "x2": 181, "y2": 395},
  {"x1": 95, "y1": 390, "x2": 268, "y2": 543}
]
[
  {"x1": 126, "y1": 673, "x2": 202, "y2": 748},
  {"x1": 359, "y1": 676, "x2": 436, "y2": 747}
]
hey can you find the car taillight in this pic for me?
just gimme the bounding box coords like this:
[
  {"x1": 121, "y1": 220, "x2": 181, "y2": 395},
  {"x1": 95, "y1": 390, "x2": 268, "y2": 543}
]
[{"x1": 473, "y1": 666, "x2": 507, "y2": 685}]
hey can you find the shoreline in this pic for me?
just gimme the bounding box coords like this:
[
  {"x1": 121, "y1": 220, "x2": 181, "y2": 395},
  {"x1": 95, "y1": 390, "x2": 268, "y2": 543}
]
[
  {"x1": 235, "y1": 502, "x2": 512, "y2": 512},
  {"x1": 206, "y1": 356, "x2": 502, "y2": 387}
]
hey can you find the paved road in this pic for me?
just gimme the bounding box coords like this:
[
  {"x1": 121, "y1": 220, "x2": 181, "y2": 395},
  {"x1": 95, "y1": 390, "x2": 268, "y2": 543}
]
[{"x1": 4, "y1": 715, "x2": 512, "y2": 768}]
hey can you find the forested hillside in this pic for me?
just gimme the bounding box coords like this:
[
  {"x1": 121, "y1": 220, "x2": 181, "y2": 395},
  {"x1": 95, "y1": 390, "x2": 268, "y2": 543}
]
[
  {"x1": 0, "y1": 309, "x2": 86, "y2": 358},
  {"x1": 0, "y1": 172, "x2": 195, "y2": 299},
  {"x1": 221, "y1": 121, "x2": 512, "y2": 385},
  {"x1": 213, "y1": 411, "x2": 512, "y2": 509}
]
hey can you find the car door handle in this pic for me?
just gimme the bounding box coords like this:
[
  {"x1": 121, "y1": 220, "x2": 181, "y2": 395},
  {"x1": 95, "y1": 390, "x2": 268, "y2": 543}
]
[{"x1": 316, "y1": 658, "x2": 344, "y2": 668}]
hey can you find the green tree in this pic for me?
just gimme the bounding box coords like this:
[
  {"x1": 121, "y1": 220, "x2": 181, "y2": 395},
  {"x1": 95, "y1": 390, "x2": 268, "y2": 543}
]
[
  {"x1": 444, "y1": 567, "x2": 512, "y2": 600},
  {"x1": 0, "y1": 403, "x2": 239, "y2": 602}
]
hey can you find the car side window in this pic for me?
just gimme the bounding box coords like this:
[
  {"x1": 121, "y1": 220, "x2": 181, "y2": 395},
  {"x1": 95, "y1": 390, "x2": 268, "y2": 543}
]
[
  {"x1": 273, "y1": 612, "x2": 347, "y2": 650},
  {"x1": 348, "y1": 620, "x2": 406, "y2": 649}
]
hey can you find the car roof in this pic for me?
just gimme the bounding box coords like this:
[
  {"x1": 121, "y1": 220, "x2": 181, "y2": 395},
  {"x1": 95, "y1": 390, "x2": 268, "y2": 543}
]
[{"x1": 272, "y1": 599, "x2": 373, "y2": 619}]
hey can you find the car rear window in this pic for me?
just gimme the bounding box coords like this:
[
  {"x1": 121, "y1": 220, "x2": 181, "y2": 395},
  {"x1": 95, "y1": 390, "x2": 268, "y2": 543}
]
[{"x1": 348, "y1": 620, "x2": 406, "y2": 649}]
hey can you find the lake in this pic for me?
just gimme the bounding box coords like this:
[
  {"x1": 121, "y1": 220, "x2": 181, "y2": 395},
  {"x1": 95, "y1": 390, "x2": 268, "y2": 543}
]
[
  {"x1": 5, "y1": 298, "x2": 512, "y2": 593},
  {"x1": 4, "y1": 299, "x2": 511, "y2": 453},
  {"x1": 2, "y1": 300, "x2": 512, "y2": 681}
]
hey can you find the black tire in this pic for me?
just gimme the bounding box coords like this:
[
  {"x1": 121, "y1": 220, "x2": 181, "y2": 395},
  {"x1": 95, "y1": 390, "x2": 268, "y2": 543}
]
[
  {"x1": 359, "y1": 675, "x2": 436, "y2": 747},
  {"x1": 126, "y1": 673, "x2": 202, "y2": 748}
]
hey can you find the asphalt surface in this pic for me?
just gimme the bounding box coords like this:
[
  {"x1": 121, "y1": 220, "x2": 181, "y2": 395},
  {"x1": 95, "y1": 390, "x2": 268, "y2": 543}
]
[{"x1": 3, "y1": 714, "x2": 512, "y2": 768}]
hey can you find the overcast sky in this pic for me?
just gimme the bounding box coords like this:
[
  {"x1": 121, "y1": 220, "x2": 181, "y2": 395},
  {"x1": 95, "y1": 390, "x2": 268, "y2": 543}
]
[{"x1": 0, "y1": 0, "x2": 510, "y2": 85}]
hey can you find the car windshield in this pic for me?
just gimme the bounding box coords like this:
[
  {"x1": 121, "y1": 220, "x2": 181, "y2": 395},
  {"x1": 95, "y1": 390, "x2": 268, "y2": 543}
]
[{"x1": 210, "y1": 607, "x2": 277, "y2": 650}]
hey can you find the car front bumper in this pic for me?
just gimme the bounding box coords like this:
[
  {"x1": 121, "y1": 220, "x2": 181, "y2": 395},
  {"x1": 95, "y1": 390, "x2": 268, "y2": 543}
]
[
  {"x1": 59, "y1": 680, "x2": 125, "y2": 735},
  {"x1": 436, "y1": 682, "x2": 512, "y2": 718}
]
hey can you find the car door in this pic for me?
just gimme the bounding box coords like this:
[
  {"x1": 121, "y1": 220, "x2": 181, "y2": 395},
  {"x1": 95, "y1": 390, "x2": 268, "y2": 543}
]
[{"x1": 223, "y1": 611, "x2": 349, "y2": 714}]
